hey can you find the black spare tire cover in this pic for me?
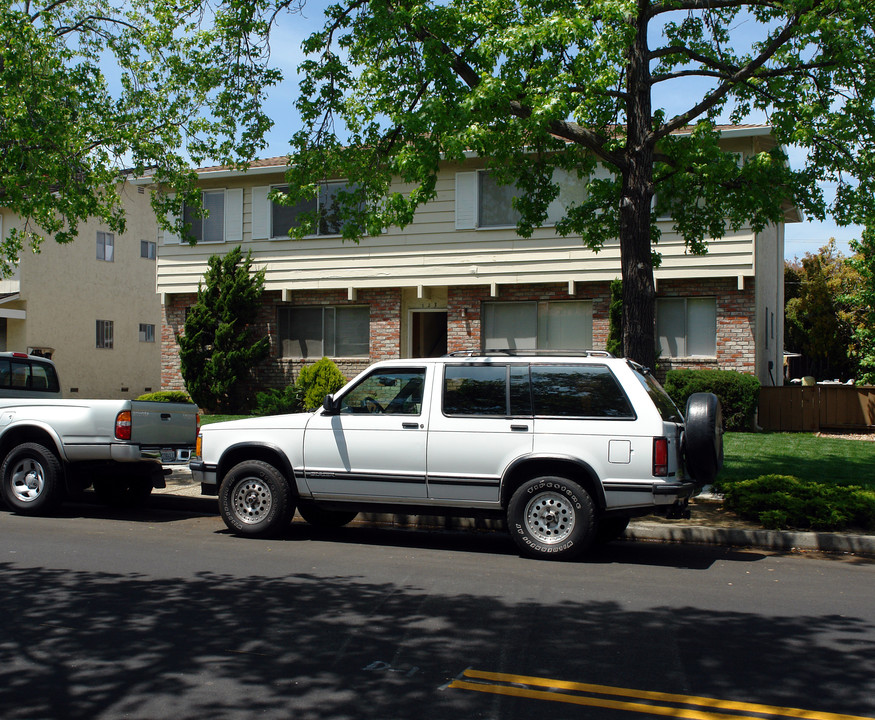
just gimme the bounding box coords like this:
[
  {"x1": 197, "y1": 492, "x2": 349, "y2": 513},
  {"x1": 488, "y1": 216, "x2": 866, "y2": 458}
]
[{"x1": 684, "y1": 392, "x2": 724, "y2": 484}]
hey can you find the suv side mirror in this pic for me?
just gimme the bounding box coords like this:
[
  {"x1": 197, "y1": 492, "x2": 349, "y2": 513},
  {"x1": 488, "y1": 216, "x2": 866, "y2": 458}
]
[{"x1": 322, "y1": 393, "x2": 340, "y2": 415}]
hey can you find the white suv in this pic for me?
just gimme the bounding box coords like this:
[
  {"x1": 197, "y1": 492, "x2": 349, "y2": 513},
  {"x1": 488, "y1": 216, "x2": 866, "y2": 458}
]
[{"x1": 191, "y1": 353, "x2": 723, "y2": 560}]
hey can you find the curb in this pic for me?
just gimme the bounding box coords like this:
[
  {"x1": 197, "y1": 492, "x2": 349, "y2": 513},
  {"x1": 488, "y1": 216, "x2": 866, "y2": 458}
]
[{"x1": 158, "y1": 474, "x2": 875, "y2": 557}]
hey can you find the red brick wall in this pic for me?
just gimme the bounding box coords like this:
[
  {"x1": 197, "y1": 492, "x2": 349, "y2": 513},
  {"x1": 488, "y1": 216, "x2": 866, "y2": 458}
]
[
  {"x1": 161, "y1": 278, "x2": 755, "y2": 397},
  {"x1": 655, "y1": 277, "x2": 755, "y2": 377}
]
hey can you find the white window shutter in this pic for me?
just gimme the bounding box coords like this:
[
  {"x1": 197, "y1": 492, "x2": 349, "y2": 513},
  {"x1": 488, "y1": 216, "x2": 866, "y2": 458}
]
[
  {"x1": 225, "y1": 188, "x2": 243, "y2": 243},
  {"x1": 163, "y1": 193, "x2": 181, "y2": 244},
  {"x1": 455, "y1": 172, "x2": 477, "y2": 229},
  {"x1": 251, "y1": 186, "x2": 271, "y2": 239}
]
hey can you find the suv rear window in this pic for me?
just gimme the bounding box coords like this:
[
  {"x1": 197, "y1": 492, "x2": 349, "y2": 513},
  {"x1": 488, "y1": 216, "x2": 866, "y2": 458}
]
[
  {"x1": 442, "y1": 363, "x2": 634, "y2": 419},
  {"x1": 531, "y1": 365, "x2": 634, "y2": 418},
  {"x1": 632, "y1": 366, "x2": 683, "y2": 422}
]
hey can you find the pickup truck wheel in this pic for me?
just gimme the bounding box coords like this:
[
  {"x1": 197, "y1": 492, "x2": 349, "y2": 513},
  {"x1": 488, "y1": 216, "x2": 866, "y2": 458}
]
[
  {"x1": 507, "y1": 476, "x2": 595, "y2": 561},
  {"x1": 219, "y1": 460, "x2": 294, "y2": 537},
  {"x1": 1, "y1": 443, "x2": 64, "y2": 515},
  {"x1": 297, "y1": 501, "x2": 358, "y2": 528},
  {"x1": 684, "y1": 392, "x2": 724, "y2": 485}
]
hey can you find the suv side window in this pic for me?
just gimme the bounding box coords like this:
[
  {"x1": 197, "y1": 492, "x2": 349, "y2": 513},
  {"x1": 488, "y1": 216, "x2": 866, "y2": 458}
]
[
  {"x1": 443, "y1": 364, "x2": 532, "y2": 416},
  {"x1": 531, "y1": 364, "x2": 635, "y2": 418},
  {"x1": 339, "y1": 369, "x2": 425, "y2": 415}
]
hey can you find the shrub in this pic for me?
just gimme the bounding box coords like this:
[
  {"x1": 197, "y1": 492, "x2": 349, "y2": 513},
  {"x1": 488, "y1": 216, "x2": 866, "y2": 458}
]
[
  {"x1": 254, "y1": 385, "x2": 305, "y2": 416},
  {"x1": 721, "y1": 474, "x2": 875, "y2": 531},
  {"x1": 295, "y1": 357, "x2": 348, "y2": 411},
  {"x1": 664, "y1": 369, "x2": 760, "y2": 431},
  {"x1": 136, "y1": 391, "x2": 194, "y2": 403}
]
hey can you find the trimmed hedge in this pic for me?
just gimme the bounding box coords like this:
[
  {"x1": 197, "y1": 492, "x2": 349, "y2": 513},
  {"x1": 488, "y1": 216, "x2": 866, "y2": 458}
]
[
  {"x1": 136, "y1": 391, "x2": 194, "y2": 404},
  {"x1": 664, "y1": 369, "x2": 760, "y2": 431},
  {"x1": 721, "y1": 474, "x2": 875, "y2": 531},
  {"x1": 297, "y1": 357, "x2": 348, "y2": 410}
]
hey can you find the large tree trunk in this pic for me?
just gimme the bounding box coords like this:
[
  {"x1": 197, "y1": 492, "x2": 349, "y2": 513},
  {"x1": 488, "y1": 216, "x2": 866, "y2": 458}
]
[{"x1": 619, "y1": 4, "x2": 657, "y2": 370}]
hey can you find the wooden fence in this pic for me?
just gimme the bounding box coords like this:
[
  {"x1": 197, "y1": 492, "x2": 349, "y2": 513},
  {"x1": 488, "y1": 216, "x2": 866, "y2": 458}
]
[{"x1": 758, "y1": 385, "x2": 875, "y2": 432}]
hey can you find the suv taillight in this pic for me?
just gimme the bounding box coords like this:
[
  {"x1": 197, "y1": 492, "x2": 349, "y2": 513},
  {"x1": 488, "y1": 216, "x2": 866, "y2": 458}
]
[
  {"x1": 653, "y1": 437, "x2": 668, "y2": 477},
  {"x1": 115, "y1": 411, "x2": 132, "y2": 440}
]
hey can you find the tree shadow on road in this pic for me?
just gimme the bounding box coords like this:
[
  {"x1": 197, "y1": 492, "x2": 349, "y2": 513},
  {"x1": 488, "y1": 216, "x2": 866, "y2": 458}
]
[{"x1": 1, "y1": 558, "x2": 873, "y2": 720}]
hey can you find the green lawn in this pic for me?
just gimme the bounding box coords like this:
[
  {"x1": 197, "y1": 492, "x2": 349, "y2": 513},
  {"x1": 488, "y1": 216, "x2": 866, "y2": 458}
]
[
  {"x1": 719, "y1": 432, "x2": 875, "y2": 490},
  {"x1": 200, "y1": 415, "x2": 251, "y2": 425}
]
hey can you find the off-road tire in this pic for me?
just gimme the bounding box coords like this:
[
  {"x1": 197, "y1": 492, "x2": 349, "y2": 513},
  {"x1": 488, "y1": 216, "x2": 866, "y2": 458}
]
[
  {"x1": 219, "y1": 460, "x2": 294, "y2": 537},
  {"x1": 507, "y1": 476, "x2": 595, "y2": 561}
]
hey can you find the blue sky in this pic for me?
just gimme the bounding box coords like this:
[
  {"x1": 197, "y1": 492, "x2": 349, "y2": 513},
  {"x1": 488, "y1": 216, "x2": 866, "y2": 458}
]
[{"x1": 220, "y1": 4, "x2": 864, "y2": 262}]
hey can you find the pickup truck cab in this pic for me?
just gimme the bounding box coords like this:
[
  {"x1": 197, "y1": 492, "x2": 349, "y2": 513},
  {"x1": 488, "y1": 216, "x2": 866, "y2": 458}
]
[
  {"x1": 192, "y1": 352, "x2": 723, "y2": 560},
  {"x1": 0, "y1": 353, "x2": 198, "y2": 514}
]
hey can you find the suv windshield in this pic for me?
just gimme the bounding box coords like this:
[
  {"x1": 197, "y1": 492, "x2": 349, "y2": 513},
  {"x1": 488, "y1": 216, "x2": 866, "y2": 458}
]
[{"x1": 630, "y1": 364, "x2": 683, "y2": 422}]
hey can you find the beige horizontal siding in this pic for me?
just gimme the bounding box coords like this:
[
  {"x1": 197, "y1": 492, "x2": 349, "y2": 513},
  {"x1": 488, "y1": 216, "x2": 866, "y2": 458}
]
[{"x1": 156, "y1": 166, "x2": 758, "y2": 295}]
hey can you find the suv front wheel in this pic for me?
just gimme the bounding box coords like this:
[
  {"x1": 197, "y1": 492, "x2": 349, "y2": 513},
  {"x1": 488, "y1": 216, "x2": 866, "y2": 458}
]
[{"x1": 507, "y1": 476, "x2": 596, "y2": 561}]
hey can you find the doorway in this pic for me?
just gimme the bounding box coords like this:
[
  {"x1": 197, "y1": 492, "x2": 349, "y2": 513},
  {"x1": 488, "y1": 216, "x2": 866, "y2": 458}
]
[{"x1": 410, "y1": 310, "x2": 448, "y2": 357}]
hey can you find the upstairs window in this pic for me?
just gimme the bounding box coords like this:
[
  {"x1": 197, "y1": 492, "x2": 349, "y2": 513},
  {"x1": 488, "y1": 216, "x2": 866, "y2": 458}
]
[
  {"x1": 97, "y1": 232, "x2": 114, "y2": 262},
  {"x1": 139, "y1": 323, "x2": 156, "y2": 343},
  {"x1": 96, "y1": 320, "x2": 114, "y2": 349},
  {"x1": 140, "y1": 240, "x2": 156, "y2": 259},
  {"x1": 167, "y1": 188, "x2": 243, "y2": 245},
  {"x1": 253, "y1": 182, "x2": 362, "y2": 240}
]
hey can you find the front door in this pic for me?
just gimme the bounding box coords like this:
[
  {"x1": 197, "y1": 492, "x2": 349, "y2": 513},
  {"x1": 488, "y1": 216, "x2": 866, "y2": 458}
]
[
  {"x1": 410, "y1": 310, "x2": 447, "y2": 357},
  {"x1": 302, "y1": 366, "x2": 431, "y2": 499}
]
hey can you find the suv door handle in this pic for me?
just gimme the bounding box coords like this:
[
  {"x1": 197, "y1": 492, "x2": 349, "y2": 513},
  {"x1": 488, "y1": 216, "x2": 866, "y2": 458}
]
[
  {"x1": 511, "y1": 424, "x2": 529, "y2": 431},
  {"x1": 402, "y1": 422, "x2": 421, "y2": 429}
]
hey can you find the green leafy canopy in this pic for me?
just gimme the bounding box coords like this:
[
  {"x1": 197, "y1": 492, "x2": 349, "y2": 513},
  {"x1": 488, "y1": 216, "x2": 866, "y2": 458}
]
[
  {"x1": 280, "y1": 0, "x2": 875, "y2": 367},
  {"x1": 0, "y1": 0, "x2": 285, "y2": 272}
]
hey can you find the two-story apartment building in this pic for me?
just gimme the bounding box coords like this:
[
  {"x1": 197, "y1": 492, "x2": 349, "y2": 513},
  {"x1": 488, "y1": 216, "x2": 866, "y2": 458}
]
[
  {"x1": 149, "y1": 126, "x2": 798, "y2": 395},
  {"x1": 0, "y1": 183, "x2": 162, "y2": 398}
]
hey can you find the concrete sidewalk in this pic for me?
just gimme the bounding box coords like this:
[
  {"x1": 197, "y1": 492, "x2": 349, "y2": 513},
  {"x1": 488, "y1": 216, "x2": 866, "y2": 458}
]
[{"x1": 158, "y1": 467, "x2": 875, "y2": 557}]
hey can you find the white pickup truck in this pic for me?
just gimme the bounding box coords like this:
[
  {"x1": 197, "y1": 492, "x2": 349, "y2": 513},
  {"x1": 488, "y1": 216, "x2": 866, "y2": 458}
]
[
  {"x1": 192, "y1": 352, "x2": 722, "y2": 560},
  {"x1": 0, "y1": 353, "x2": 198, "y2": 514}
]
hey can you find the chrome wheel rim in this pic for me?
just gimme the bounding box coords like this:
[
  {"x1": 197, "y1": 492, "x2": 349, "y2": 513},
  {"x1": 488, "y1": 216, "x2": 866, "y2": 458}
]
[
  {"x1": 231, "y1": 477, "x2": 272, "y2": 525},
  {"x1": 524, "y1": 490, "x2": 575, "y2": 545},
  {"x1": 10, "y1": 459, "x2": 45, "y2": 503}
]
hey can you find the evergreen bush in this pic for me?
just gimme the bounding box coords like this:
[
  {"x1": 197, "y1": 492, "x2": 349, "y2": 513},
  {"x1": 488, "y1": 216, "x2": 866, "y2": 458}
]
[
  {"x1": 254, "y1": 385, "x2": 305, "y2": 416},
  {"x1": 295, "y1": 357, "x2": 348, "y2": 411},
  {"x1": 664, "y1": 369, "x2": 760, "y2": 430}
]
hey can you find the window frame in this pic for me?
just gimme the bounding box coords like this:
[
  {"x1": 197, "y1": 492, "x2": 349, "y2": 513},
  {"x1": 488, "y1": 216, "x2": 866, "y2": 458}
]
[
  {"x1": 277, "y1": 305, "x2": 370, "y2": 359},
  {"x1": 96, "y1": 319, "x2": 114, "y2": 349},
  {"x1": 656, "y1": 296, "x2": 717, "y2": 358},
  {"x1": 482, "y1": 300, "x2": 594, "y2": 352},
  {"x1": 140, "y1": 240, "x2": 156, "y2": 259},
  {"x1": 97, "y1": 231, "x2": 114, "y2": 262},
  {"x1": 139, "y1": 323, "x2": 156, "y2": 343},
  {"x1": 269, "y1": 181, "x2": 360, "y2": 239}
]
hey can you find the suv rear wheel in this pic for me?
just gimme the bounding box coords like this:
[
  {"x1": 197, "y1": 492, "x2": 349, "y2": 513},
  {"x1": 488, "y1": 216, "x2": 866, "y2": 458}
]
[{"x1": 507, "y1": 476, "x2": 596, "y2": 561}]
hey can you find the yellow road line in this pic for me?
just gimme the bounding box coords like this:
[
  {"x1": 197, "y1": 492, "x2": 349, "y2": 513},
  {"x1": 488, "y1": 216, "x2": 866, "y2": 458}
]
[{"x1": 450, "y1": 669, "x2": 875, "y2": 720}]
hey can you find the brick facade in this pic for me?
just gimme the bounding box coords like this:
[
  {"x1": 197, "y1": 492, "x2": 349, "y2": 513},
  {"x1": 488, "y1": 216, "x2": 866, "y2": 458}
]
[{"x1": 161, "y1": 278, "x2": 754, "y2": 401}]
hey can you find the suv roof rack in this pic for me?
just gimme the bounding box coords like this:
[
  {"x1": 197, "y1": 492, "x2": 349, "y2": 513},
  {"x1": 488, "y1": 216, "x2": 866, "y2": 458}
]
[{"x1": 445, "y1": 349, "x2": 615, "y2": 358}]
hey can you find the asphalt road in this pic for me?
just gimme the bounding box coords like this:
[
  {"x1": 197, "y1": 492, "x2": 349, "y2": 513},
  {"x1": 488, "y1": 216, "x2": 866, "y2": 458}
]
[{"x1": 1, "y1": 497, "x2": 874, "y2": 720}]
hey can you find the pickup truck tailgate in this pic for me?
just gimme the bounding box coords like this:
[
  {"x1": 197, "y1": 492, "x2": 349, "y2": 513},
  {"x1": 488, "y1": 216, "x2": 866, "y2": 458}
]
[{"x1": 130, "y1": 401, "x2": 198, "y2": 447}]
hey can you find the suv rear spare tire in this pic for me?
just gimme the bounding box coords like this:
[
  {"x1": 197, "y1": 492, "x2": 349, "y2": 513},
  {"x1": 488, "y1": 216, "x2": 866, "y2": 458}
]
[{"x1": 684, "y1": 392, "x2": 724, "y2": 485}]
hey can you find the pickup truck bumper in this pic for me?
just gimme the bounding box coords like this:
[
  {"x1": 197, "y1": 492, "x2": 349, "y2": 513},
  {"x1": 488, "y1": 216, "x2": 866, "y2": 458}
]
[{"x1": 190, "y1": 460, "x2": 218, "y2": 496}]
